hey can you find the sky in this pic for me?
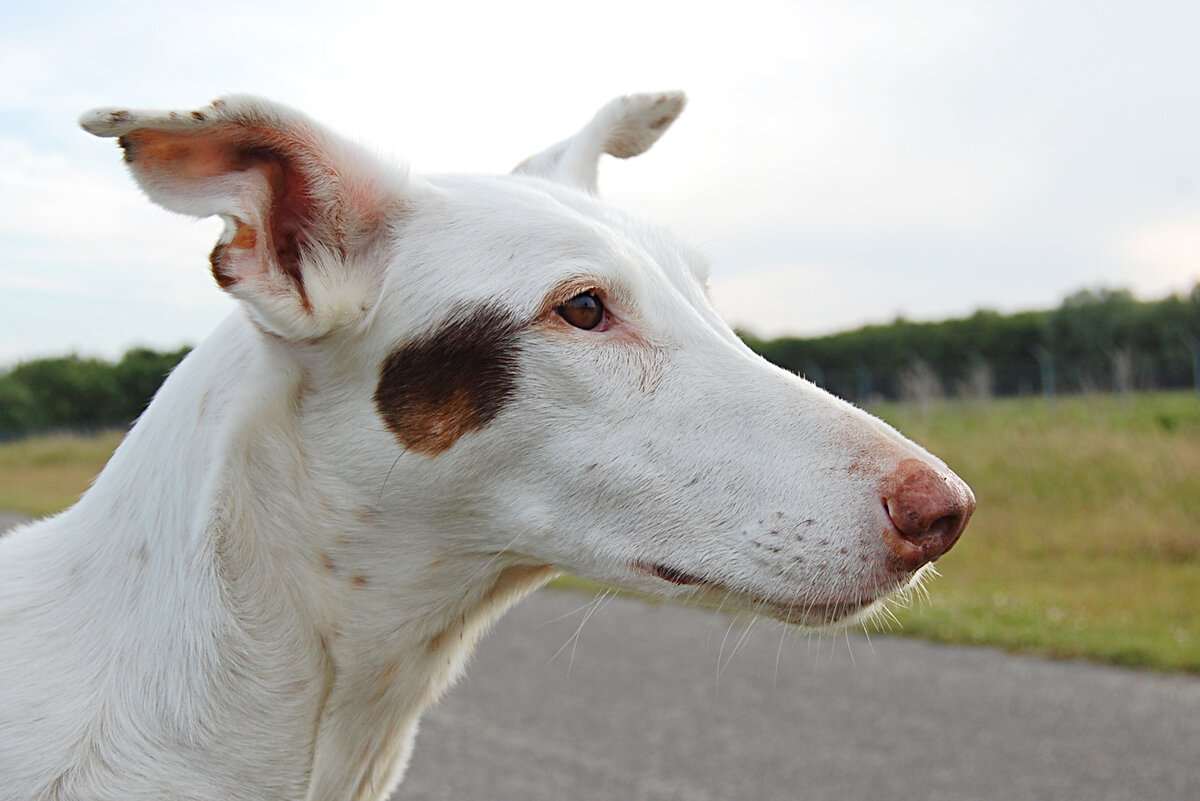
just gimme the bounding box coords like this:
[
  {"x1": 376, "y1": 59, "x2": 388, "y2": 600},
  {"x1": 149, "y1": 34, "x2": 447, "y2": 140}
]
[{"x1": 2, "y1": 0, "x2": 1198, "y2": 364}]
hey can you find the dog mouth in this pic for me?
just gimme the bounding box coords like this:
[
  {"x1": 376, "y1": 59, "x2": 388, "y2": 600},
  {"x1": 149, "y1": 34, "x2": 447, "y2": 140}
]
[
  {"x1": 631, "y1": 560, "x2": 884, "y2": 627},
  {"x1": 635, "y1": 560, "x2": 708, "y2": 586}
]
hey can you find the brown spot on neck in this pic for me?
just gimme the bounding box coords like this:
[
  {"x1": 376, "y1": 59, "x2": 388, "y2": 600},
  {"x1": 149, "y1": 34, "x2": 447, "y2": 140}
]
[{"x1": 374, "y1": 305, "x2": 523, "y2": 455}]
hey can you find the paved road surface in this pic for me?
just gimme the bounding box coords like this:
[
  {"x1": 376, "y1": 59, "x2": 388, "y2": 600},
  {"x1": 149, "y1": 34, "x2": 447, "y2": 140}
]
[
  {"x1": 0, "y1": 511, "x2": 29, "y2": 533},
  {"x1": 397, "y1": 592, "x2": 1199, "y2": 801},
  {"x1": 4, "y1": 515, "x2": 1196, "y2": 799}
]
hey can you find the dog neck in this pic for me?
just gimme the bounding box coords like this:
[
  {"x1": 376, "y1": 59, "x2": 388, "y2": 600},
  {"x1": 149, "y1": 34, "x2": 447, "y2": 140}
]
[{"x1": 47, "y1": 313, "x2": 556, "y2": 801}]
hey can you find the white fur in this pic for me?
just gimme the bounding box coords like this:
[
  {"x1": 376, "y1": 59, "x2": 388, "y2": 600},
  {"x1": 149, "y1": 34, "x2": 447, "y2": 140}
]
[{"x1": 0, "y1": 93, "x2": 971, "y2": 800}]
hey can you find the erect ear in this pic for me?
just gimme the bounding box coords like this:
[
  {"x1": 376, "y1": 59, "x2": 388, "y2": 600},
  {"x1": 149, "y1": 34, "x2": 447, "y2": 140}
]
[
  {"x1": 81, "y1": 95, "x2": 411, "y2": 340},
  {"x1": 513, "y1": 91, "x2": 686, "y2": 194}
]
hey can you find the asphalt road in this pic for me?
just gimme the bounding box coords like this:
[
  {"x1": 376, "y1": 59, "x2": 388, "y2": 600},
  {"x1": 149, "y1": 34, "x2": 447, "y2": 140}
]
[
  {"x1": 4, "y1": 515, "x2": 1196, "y2": 799},
  {"x1": 0, "y1": 511, "x2": 28, "y2": 534},
  {"x1": 396, "y1": 590, "x2": 1198, "y2": 801}
]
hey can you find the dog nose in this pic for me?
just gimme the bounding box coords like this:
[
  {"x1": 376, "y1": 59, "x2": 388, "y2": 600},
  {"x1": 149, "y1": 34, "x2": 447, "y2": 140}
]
[{"x1": 881, "y1": 459, "x2": 975, "y2": 570}]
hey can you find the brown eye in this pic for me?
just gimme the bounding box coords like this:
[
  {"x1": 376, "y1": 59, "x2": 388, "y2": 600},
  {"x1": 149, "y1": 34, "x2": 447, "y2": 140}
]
[{"x1": 556, "y1": 291, "x2": 605, "y2": 330}]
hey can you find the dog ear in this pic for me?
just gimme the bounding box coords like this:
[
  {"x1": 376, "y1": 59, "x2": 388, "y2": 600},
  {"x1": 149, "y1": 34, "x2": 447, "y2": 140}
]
[
  {"x1": 513, "y1": 91, "x2": 686, "y2": 194},
  {"x1": 81, "y1": 96, "x2": 410, "y2": 340}
]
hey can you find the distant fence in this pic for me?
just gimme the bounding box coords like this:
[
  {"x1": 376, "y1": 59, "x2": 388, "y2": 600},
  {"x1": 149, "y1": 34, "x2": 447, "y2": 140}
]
[
  {"x1": 779, "y1": 348, "x2": 1200, "y2": 407},
  {"x1": 742, "y1": 286, "x2": 1200, "y2": 406},
  {"x1": 4, "y1": 284, "x2": 1200, "y2": 438}
]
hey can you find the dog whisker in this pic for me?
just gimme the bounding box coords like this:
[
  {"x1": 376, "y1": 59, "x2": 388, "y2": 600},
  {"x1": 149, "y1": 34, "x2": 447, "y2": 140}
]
[
  {"x1": 537, "y1": 594, "x2": 616, "y2": 628},
  {"x1": 549, "y1": 588, "x2": 612, "y2": 674},
  {"x1": 377, "y1": 452, "x2": 403, "y2": 505}
]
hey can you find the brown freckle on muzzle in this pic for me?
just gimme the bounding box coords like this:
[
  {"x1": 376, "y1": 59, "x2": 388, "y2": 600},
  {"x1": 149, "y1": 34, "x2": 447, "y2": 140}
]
[{"x1": 374, "y1": 305, "x2": 523, "y2": 456}]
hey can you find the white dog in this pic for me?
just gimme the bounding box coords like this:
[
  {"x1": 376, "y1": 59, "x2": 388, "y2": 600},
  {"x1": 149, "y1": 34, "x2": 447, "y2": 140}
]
[{"x1": 0, "y1": 92, "x2": 973, "y2": 800}]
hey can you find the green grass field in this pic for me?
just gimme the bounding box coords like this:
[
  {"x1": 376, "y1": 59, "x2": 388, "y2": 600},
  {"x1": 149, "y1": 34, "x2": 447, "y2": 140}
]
[
  {"x1": 871, "y1": 392, "x2": 1200, "y2": 673},
  {"x1": 0, "y1": 431, "x2": 125, "y2": 517},
  {"x1": 2, "y1": 392, "x2": 1198, "y2": 672}
]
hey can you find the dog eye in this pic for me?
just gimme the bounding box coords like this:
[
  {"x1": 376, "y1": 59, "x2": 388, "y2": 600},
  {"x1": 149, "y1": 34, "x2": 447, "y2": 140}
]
[{"x1": 556, "y1": 291, "x2": 605, "y2": 330}]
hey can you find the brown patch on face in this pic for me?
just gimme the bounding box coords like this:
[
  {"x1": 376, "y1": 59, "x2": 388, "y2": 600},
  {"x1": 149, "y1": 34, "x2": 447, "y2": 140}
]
[
  {"x1": 320, "y1": 552, "x2": 337, "y2": 573},
  {"x1": 374, "y1": 305, "x2": 523, "y2": 456},
  {"x1": 350, "y1": 573, "x2": 368, "y2": 588}
]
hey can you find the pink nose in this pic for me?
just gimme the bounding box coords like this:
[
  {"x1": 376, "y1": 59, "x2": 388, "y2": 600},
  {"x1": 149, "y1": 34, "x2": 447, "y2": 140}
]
[{"x1": 881, "y1": 458, "x2": 975, "y2": 570}]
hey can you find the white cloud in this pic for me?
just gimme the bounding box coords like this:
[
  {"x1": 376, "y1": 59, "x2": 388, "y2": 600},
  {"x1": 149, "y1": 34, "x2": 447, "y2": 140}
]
[
  {"x1": 1, "y1": 0, "x2": 1198, "y2": 363},
  {"x1": 1116, "y1": 210, "x2": 1200, "y2": 296},
  {"x1": 709, "y1": 261, "x2": 877, "y2": 338}
]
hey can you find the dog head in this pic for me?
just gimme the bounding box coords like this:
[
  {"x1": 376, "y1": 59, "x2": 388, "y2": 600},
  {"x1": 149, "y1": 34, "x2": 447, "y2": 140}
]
[{"x1": 82, "y1": 93, "x2": 973, "y2": 628}]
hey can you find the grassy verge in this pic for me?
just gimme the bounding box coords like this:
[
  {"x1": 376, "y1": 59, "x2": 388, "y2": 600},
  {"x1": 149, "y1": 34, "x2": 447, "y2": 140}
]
[
  {"x1": 0, "y1": 431, "x2": 125, "y2": 517},
  {"x1": 2, "y1": 392, "x2": 1197, "y2": 672},
  {"x1": 871, "y1": 392, "x2": 1200, "y2": 673}
]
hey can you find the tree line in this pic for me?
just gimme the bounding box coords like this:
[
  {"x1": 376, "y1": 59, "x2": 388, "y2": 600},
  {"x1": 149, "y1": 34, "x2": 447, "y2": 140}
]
[
  {"x1": 0, "y1": 347, "x2": 191, "y2": 438},
  {"x1": 740, "y1": 285, "x2": 1200, "y2": 403},
  {"x1": 1, "y1": 284, "x2": 1198, "y2": 438}
]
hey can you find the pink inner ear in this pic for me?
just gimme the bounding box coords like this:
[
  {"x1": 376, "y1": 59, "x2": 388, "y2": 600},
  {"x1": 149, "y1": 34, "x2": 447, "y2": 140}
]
[
  {"x1": 121, "y1": 127, "x2": 250, "y2": 178},
  {"x1": 121, "y1": 125, "x2": 318, "y2": 304},
  {"x1": 235, "y1": 145, "x2": 317, "y2": 291}
]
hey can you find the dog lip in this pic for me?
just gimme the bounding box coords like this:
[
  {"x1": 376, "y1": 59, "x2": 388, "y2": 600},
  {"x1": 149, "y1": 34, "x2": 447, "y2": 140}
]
[
  {"x1": 632, "y1": 561, "x2": 897, "y2": 626},
  {"x1": 633, "y1": 560, "x2": 709, "y2": 586},
  {"x1": 757, "y1": 596, "x2": 876, "y2": 626}
]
